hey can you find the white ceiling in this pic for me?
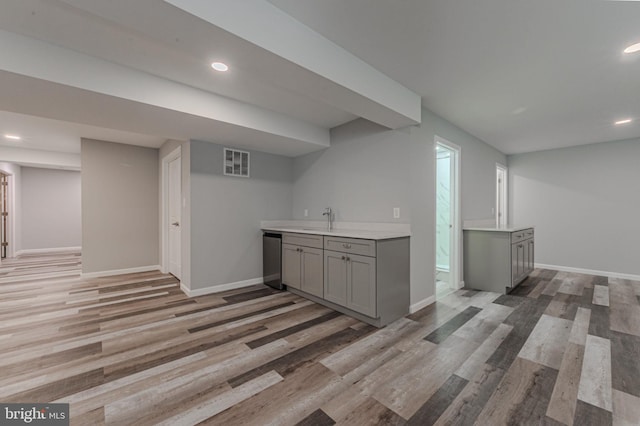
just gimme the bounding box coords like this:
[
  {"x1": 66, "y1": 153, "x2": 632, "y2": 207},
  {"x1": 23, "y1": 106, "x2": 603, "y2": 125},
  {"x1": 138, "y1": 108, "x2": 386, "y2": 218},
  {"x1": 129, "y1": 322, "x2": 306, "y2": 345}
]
[
  {"x1": 267, "y1": 0, "x2": 640, "y2": 154},
  {"x1": 0, "y1": 111, "x2": 165, "y2": 154},
  {"x1": 0, "y1": 0, "x2": 639, "y2": 159}
]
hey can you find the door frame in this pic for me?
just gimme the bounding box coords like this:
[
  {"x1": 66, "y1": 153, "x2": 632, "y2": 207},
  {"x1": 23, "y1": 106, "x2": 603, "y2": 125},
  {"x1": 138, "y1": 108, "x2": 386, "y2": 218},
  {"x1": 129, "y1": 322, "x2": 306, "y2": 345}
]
[
  {"x1": 0, "y1": 168, "x2": 15, "y2": 260},
  {"x1": 161, "y1": 146, "x2": 182, "y2": 277},
  {"x1": 496, "y1": 163, "x2": 508, "y2": 226},
  {"x1": 434, "y1": 136, "x2": 462, "y2": 292}
]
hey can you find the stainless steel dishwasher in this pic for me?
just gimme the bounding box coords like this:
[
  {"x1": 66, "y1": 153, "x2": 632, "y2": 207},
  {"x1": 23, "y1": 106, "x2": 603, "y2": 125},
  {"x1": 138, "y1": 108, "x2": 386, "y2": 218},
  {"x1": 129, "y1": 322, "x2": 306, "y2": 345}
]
[{"x1": 263, "y1": 232, "x2": 283, "y2": 289}]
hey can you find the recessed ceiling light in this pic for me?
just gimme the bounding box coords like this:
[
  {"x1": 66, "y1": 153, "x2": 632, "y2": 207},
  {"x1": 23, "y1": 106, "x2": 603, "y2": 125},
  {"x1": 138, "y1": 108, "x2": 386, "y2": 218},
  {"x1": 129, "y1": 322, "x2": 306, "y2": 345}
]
[
  {"x1": 211, "y1": 62, "x2": 229, "y2": 72},
  {"x1": 615, "y1": 118, "x2": 632, "y2": 125},
  {"x1": 623, "y1": 42, "x2": 640, "y2": 54},
  {"x1": 4, "y1": 134, "x2": 21, "y2": 140}
]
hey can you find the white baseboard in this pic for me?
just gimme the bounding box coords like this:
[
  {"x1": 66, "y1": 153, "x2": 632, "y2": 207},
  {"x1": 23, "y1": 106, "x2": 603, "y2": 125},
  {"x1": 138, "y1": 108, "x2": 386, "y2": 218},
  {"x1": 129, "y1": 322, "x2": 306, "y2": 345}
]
[
  {"x1": 16, "y1": 246, "x2": 82, "y2": 256},
  {"x1": 181, "y1": 277, "x2": 264, "y2": 297},
  {"x1": 81, "y1": 265, "x2": 160, "y2": 279},
  {"x1": 410, "y1": 295, "x2": 436, "y2": 314},
  {"x1": 535, "y1": 263, "x2": 640, "y2": 281}
]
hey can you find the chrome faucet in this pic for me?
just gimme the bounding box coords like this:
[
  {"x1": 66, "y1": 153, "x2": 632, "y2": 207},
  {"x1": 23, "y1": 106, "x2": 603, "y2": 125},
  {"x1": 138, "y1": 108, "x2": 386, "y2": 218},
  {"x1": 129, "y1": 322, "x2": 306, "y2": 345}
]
[{"x1": 322, "y1": 207, "x2": 333, "y2": 231}]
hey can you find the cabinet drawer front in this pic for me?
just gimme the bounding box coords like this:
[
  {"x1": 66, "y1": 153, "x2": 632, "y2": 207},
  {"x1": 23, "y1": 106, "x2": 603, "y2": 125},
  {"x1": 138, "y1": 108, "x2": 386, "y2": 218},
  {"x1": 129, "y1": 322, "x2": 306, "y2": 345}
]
[
  {"x1": 324, "y1": 236, "x2": 376, "y2": 257},
  {"x1": 511, "y1": 228, "x2": 533, "y2": 244},
  {"x1": 282, "y1": 232, "x2": 324, "y2": 249}
]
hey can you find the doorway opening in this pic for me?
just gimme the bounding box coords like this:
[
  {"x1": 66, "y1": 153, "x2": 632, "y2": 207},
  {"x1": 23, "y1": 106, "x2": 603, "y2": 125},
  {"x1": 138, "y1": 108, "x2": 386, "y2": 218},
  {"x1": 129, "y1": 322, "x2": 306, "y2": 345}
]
[
  {"x1": 496, "y1": 164, "x2": 507, "y2": 227},
  {"x1": 1, "y1": 173, "x2": 7, "y2": 259},
  {"x1": 435, "y1": 137, "x2": 461, "y2": 299}
]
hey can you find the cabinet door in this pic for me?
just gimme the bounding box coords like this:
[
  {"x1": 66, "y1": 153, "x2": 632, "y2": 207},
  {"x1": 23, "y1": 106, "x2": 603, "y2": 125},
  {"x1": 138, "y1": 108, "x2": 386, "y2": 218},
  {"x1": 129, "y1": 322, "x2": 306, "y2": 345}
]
[
  {"x1": 511, "y1": 242, "x2": 526, "y2": 285},
  {"x1": 527, "y1": 238, "x2": 535, "y2": 274},
  {"x1": 324, "y1": 250, "x2": 348, "y2": 306},
  {"x1": 301, "y1": 247, "x2": 323, "y2": 297},
  {"x1": 282, "y1": 243, "x2": 301, "y2": 289},
  {"x1": 347, "y1": 254, "x2": 376, "y2": 317}
]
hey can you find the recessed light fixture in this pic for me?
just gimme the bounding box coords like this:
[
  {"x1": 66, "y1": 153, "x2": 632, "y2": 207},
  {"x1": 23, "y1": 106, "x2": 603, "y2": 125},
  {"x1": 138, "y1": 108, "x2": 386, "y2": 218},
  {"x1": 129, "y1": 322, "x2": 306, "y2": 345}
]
[
  {"x1": 4, "y1": 134, "x2": 21, "y2": 140},
  {"x1": 615, "y1": 118, "x2": 632, "y2": 125},
  {"x1": 623, "y1": 42, "x2": 640, "y2": 54},
  {"x1": 211, "y1": 62, "x2": 229, "y2": 72}
]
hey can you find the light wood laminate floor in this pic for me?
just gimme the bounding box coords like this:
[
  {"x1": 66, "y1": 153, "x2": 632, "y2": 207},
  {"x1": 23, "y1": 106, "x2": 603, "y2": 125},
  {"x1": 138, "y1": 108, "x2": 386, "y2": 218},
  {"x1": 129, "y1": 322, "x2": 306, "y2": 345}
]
[{"x1": 1, "y1": 252, "x2": 639, "y2": 425}]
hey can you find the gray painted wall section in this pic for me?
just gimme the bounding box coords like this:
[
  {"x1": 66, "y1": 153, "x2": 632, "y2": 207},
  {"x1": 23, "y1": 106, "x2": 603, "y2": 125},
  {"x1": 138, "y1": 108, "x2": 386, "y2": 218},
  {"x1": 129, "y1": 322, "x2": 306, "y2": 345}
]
[
  {"x1": 81, "y1": 138, "x2": 159, "y2": 274},
  {"x1": 292, "y1": 108, "x2": 506, "y2": 304},
  {"x1": 190, "y1": 140, "x2": 292, "y2": 290},
  {"x1": 21, "y1": 167, "x2": 81, "y2": 250},
  {"x1": 509, "y1": 138, "x2": 640, "y2": 276}
]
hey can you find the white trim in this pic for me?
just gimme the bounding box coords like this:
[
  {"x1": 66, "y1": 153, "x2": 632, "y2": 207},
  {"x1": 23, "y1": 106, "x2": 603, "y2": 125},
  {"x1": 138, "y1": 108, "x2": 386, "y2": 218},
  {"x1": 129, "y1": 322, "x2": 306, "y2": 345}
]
[
  {"x1": 180, "y1": 277, "x2": 264, "y2": 297},
  {"x1": 410, "y1": 295, "x2": 436, "y2": 314},
  {"x1": 161, "y1": 146, "x2": 182, "y2": 275},
  {"x1": 81, "y1": 265, "x2": 160, "y2": 279},
  {"x1": 16, "y1": 246, "x2": 81, "y2": 255},
  {"x1": 535, "y1": 263, "x2": 640, "y2": 281},
  {"x1": 434, "y1": 136, "x2": 463, "y2": 296}
]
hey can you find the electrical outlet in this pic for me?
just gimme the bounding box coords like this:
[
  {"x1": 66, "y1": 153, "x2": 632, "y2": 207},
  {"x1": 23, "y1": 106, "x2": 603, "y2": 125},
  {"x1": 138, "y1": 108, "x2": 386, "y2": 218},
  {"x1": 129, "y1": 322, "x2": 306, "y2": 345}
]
[
  {"x1": 304, "y1": 209, "x2": 308, "y2": 217},
  {"x1": 393, "y1": 207, "x2": 400, "y2": 219}
]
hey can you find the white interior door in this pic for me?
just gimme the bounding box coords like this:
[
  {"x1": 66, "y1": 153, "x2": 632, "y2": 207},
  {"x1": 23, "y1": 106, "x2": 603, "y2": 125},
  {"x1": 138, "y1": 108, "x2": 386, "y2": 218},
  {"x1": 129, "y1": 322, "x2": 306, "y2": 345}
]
[
  {"x1": 496, "y1": 164, "x2": 507, "y2": 227},
  {"x1": 168, "y1": 156, "x2": 181, "y2": 279}
]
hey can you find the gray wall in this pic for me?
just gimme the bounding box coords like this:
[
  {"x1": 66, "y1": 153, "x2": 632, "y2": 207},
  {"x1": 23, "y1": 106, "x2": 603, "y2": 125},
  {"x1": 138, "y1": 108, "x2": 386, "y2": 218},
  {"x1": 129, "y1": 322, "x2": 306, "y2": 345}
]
[
  {"x1": 81, "y1": 138, "x2": 159, "y2": 274},
  {"x1": 21, "y1": 167, "x2": 81, "y2": 250},
  {"x1": 509, "y1": 138, "x2": 640, "y2": 276},
  {"x1": 190, "y1": 140, "x2": 292, "y2": 290},
  {"x1": 292, "y1": 108, "x2": 506, "y2": 304}
]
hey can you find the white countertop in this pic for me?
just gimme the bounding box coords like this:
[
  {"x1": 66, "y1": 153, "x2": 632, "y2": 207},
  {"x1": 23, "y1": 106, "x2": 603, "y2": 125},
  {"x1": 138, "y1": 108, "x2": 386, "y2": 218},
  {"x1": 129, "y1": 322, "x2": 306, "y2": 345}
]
[
  {"x1": 261, "y1": 220, "x2": 410, "y2": 240},
  {"x1": 463, "y1": 225, "x2": 534, "y2": 233}
]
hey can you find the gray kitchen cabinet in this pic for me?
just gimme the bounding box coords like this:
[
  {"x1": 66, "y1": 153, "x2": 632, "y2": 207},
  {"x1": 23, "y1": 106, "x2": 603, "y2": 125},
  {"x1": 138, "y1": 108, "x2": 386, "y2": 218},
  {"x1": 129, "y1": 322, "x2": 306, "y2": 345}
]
[
  {"x1": 281, "y1": 233, "x2": 324, "y2": 298},
  {"x1": 464, "y1": 227, "x2": 535, "y2": 293},
  {"x1": 282, "y1": 243, "x2": 302, "y2": 289},
  {"x1": 324, "y1": 250, "x2": 376, "y2": 317},
  {"x1": 279, "y1": 231, "x2": 410, "y2": 327}
]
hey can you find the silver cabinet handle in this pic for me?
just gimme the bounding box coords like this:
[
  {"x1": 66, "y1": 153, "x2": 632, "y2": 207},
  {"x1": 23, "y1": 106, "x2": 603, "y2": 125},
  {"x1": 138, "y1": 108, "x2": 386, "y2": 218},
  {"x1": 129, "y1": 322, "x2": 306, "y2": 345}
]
[
  {"x1": 346, "y1": 257, "x2": 351, "y2": 262},
  {"x1": 172, "y1": 222, "x2": 180, "y2": 226},
  {"x1": 341, "y1": 256, "x2": 346, "y2": 260},
  {"x1": 342, "y1": 243, "x2": 352, "y2": 249}
]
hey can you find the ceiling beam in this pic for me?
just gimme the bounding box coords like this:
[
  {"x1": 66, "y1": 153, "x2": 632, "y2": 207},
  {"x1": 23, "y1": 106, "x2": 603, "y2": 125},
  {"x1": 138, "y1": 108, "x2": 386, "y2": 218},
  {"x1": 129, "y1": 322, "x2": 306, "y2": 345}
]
[
  {"x1": 164, "y1": 0, "x2": 422, "y2": 128},
  {"x1": 0, "y1": 29, "x2": 330, "y2": 155}
]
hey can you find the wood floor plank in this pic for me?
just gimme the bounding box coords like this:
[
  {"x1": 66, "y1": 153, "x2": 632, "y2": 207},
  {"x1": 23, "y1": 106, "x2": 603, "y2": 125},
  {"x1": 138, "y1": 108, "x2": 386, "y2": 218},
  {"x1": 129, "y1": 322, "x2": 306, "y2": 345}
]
[
  {"x1": 406, "y1": 374, "x2": 468, "y2": 425},
  {"x1": 434, "y1": 363, "x2": 506, "y2": 426},
  {"x1": 424, "y1": 306, "x2": 482, "y2": 344},
  {"x1": 568, "y1": 307, "x2": 591, "y2": 346},
  {"x1": 574, "y1": 400, "x2": 613, "y2": 425},
  {"x1": 578, "y1": 334, "x2": 613, "y2": 411},
  {"x1": 475, "y1": 357, "x2": 559, "y2": 425},
  {"x1": 546, "y1": 342, "x2": 585, "y2": 425},
  {"x1": 517, "y1": 314, "x2": 573, "y2": 370},
  {"x1": 337, "y1": 397, "x2": 406, "y2": 426},
  {"x1": 295, "y1": 409, "x2": 336, "y2": 426},
  {"x1": 610, "y1": 331, "x2": 640, "y2": 398},
  {"x1": 455, "y1": 323, "x2": 513, "y2": 381},
  {"x1": 153, "y1": 370, "x2": 283, "y2": 426},
  {"x1": 593, "y1": 284, "x2": 611, "y2": 306},
  {"x1": 612, "y1": 389, "x2": 640, "y2": 426}
]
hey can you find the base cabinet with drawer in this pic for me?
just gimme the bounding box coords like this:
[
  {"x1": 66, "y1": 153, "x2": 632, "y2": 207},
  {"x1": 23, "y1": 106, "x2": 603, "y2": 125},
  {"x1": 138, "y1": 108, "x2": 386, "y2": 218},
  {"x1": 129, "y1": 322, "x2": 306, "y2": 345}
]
[
  {"x1": 280, "y1": 232, "x2": 410, "y2": 327},
  {"x1": 463, "y1": 227, "x2": 535, "y2": 294}
]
